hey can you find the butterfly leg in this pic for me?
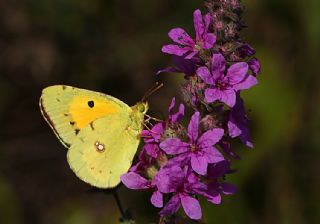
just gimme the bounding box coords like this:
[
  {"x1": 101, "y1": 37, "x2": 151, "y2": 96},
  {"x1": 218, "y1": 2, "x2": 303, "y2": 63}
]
[
  {"x1": 125, "y1": 126, "x2": 141, "y2": 139},
  {"x1": 145, "y1": 114, "x2": 163, "y2": 122}
]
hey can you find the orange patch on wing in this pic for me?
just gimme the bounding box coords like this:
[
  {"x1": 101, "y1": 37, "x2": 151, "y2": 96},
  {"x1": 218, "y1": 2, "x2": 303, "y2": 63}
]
[{"x1": 69, "y1": 96, "x2": 118, "y2": 129}]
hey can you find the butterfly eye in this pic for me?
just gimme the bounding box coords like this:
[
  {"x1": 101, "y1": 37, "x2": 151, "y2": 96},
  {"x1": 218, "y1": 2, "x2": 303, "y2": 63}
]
[
  {"x1": 88, "y1": 100, "x2": 94, "y2": 108},
  {"x1": 139, "y1": 104, "x2": 144, "y2": 112}
]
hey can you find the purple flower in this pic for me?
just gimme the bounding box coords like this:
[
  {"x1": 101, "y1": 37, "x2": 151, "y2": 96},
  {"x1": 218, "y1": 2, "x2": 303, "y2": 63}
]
[
  {"x1": 168, "y1": 97, "x2": 185, "y2": 123},
  {"x1": 129, "y1": 147, "x2": 154, "y2": 173},
  {"x1": 157, "y1": 55, "x2": 198, "y2": 77},
  {"x1": 121, "y1": 172, "x2": 152, "y2": 190},
  {"x1": 238, "y1": 43, "x2": 256, "y2": 58},
  {"x1": 218, "y1": 140, "x2": 240, "y2": 160},
  {"x1": 160, "y1": 112, "x2": 224, "y2": 175},
  {"x1": 162, "y1": 9, "x2": 216, "y2": 59},
  {"x1": 249, "y1": 58, "x2": 261, "y2": 75},
  {"x1": 205, "y1": 161, "x2": 237, "y2": 204},
  {"x1": 154, "y1": 166, "x2": 206, "y2": 220},
  {"x1": 197, "y1": 53, "x2": 258, "y2": 107},
  {"x1": 142, "y1": 123, "x2": 164, "y2": 144},
  {"x1": 141, "y1": 123, "x2": 164, "y2": 158},
  {"x1": 121, "y1": 172, "x2": 163, "y2": 208},
  {"x1": 140, "y1": 97, "x2": 184, "y2": 158},
  {"x1": 228, "y1": 95, "x2": 253, "y2": 148}
]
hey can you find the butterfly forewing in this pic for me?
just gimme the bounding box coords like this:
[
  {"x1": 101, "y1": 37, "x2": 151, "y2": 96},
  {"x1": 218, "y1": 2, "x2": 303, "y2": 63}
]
[{"x1": 40, "y1": 85, "x2": 131, "y2": 148}]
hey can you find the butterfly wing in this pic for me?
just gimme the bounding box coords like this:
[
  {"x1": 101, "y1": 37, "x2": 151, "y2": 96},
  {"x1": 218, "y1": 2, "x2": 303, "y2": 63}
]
[
  {"x1": 40, "y1": 85, "x2": 131, "y2": 148},
  {"x1": 67, "y1": 113, "x2": 143, "y2": 188}
]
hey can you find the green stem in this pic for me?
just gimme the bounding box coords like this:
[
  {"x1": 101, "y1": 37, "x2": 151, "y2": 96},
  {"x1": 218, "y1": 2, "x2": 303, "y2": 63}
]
[{"x1": 112, "y1": 189, "x2": 126, "y2": 218}]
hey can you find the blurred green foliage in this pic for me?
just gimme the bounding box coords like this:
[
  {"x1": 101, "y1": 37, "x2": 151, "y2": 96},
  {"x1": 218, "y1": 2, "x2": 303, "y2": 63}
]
[{"x1": 0, "y1": 0, "x2": 319, "y2": 223}]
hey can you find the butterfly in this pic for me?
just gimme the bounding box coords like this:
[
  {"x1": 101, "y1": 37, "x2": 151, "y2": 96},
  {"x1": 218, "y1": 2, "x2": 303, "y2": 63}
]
[{"x1": 39, "y1": 85, "x2": 153, "y2": 189}]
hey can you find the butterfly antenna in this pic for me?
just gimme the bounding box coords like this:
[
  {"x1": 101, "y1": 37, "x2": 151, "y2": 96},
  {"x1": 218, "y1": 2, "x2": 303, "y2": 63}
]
[{"x1": 141, "y1": 82, "x2": 164, "y2": 102}]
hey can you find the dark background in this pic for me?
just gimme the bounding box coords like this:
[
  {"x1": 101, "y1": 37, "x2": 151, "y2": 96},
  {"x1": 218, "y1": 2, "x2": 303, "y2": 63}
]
[{"x1": 0, "y1": 0, "x2": 319, "y2": 223}]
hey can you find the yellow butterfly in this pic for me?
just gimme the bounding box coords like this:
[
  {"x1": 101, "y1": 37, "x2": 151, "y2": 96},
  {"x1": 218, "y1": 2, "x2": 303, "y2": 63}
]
[{"x1": 39, "y1": 85, "x2": 149, "y2": 189}]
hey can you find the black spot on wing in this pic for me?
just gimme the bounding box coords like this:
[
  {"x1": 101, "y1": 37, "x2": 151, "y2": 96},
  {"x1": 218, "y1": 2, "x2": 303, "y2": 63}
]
[
  {"x1": 62, "y1": 86, "x2": 67, "y2": 90},
  {"x1": 75, "y1": 129, "x2": 80, "y2": 135},
  {"x1": 88, "y1": 100, "x2": 94, "y2": 108},
  {"x1": 70, "y1": 121, "x2": 75, "y2": 126}
]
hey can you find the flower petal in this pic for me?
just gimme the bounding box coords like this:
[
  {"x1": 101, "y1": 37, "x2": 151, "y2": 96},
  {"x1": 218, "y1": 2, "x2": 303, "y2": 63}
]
[
  {"x1": 151, "y1": 123, "x2": 164, "y2": 141},
  {"x1": 249, "y1": 58, "x2": 261, "y2": 75},
  {"x1": 151, "y1": 190, "x2": 163, "y2": 208},
  {"x1": 185, "y1": 50, "x2": 198, "y2": 59},
  {"x1": 207, "y1": 193, "x2": 222, "y2": 204},
  {"x1": 168, "y1": 28, "x2": 194, "y2": 46},
  {"x1": 193, "y1": 9, "x2": 204, "y2": 41},
  {"x1": 185, "y1": 172, "x2": 208, "y2": 195},
  {"x1": 227, "y1": 62, "x2": 249, "y2": 85},
  {"x1": 154, "y1": 166, "x2": 184, "y2": 193},
  {"x1": 180, "y1": 194, "x2": 202, "y2": 220},
  {"x1": 205, "y1": 88, "x2": 222, "y2": 103},
  {"x1": 172, "y1": 55, "x2": 197, "y2": 75},
  {"x1": 191, "y1": 154, "x2": 208, "y2": 175},
  {"x1": 233, "y1": 75, "x2": 258, "y2": 91},
  {"x1": 211, "y1": 53, "x2": 225, "y2": 79},
  {"x1": 220, "y1": 89, "x2": 236, "y2": 107},
  {"x1": 161, "y1": 44, "x2": 191, "y2": 56},
  {"x1": 188, "y1": 111, "x2": 200, "y2": 142},
  {"x1": 202, "y1": 146, "x2": 225, "y2": 163},
  {"x1": 207, "y1": 161, "x2": 232, "y2": 178},
  {"x1": 221, "y1": 183, "x2": 237, "y2": 195},
  {"x1": 188, "y1": 181, "x2": 208, "y2": 195},
  {"x1": 120, "y1": 172, "x2": 150, "y2": 190},
  {"x1": 168, "y1": 97, "x2": 176, "y2": 115},
  {"x1": 170, "y1": 104, "x2": 185, "y2": 123},
  {"x1": 240, "y1": 128, "x2": 254, "y2": 148},
  {"x1": 239, "y1": 43, "x2": 255, "y2": 57},
  {"x1": 203, "y1": 33, "x2": 216, "y2": 49},
  {"x1": 205, "y1": 88, "x2": 236, "y2": 107},
  {"x1": 204, "y1": 13, "x2": 211, "y2": 33},
  {"x1": 228, "y1": 95, "x2": 254, "y2": 148},
  {"x1": 228, "y1": 117, "x2": 242, "y2": 138},
  {"x1": 156, "y1": 66, "x2": 179, "y2": 75},
  {"x1": 198, "y1": 128, "x2": 224, "y2": 147},
  {"x1": 144, "y1": 143, "x2": 159, "y2": 158},
  {"x1": 159, "y1": 195, "x2": 181, "y2": 216},
  {"x1": 186, "y1": 171, "x2": 200, "y2": 184},
  {"x1": 219, "y1": 141, "x2": 241, "y2": 159},
  {"x1": 197, "y1": 66, "x2": 214, "y2": 85},
  {"x1": 159, "y1": 138, "x2": 190, "y2": 155},
  {"x1": 164, "y1": 154, "x2": 190, "y2": 168}
]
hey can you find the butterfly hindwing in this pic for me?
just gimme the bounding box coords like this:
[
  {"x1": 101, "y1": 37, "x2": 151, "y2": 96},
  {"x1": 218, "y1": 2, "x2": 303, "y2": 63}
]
[
  {"x1": 40, "y1": 85, "x2": 131, "y2": 147},
  {"x1": 67, "y1": 114, "x2": 142, "y2": 188}
]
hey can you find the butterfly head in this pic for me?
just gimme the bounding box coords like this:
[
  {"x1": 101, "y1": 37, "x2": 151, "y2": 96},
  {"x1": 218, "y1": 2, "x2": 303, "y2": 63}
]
[{"x1": 133, "y1": 101, "x2": 149, "y2": 115}]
